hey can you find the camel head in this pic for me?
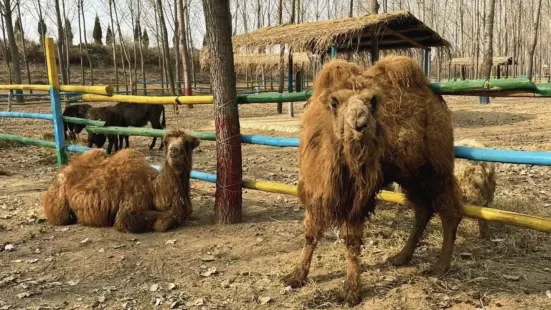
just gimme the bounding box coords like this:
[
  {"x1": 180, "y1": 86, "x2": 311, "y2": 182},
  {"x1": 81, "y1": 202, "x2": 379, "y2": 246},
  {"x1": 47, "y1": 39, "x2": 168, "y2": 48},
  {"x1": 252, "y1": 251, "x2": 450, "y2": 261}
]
[
  {"x1": 324, "y1": 88, "x2": 380, "y2": 143},
  {"x1": 319, "y1": 87, "x2": 383, "y2": 171},
  {"x1": 163, "y1": 130, "x2": 200, "y2": 170}
]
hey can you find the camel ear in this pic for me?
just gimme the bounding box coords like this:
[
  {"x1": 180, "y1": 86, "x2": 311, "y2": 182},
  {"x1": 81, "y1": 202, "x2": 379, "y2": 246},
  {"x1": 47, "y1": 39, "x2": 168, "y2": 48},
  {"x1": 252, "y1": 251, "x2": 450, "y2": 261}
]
[
  {"x1": 189, "y1": 136, "x2": 200, "y2": 150},
  {"x1": 370, "y1": 93, "x2": 380, "y2": 113}
]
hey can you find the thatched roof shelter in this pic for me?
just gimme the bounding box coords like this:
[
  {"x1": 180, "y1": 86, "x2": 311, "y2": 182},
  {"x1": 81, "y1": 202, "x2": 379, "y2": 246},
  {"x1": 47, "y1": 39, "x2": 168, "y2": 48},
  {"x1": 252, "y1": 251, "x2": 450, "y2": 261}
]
[
  {"x1": 232, "y1": 11, "x2": 450, "y2": 54},
  {"x1": 451, "y1": 56, "x2": 516, "y2": 66},
  {"x1": 200, "y1": 51, "x2": 311, "y2": 73}
]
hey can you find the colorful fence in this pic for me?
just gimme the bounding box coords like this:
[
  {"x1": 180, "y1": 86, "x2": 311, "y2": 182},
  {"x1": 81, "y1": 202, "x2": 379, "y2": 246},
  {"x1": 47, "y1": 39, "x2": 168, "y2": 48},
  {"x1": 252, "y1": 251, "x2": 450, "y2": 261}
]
[{"x1": 2, "y1": 37, "x2": 551, "y2": 233}]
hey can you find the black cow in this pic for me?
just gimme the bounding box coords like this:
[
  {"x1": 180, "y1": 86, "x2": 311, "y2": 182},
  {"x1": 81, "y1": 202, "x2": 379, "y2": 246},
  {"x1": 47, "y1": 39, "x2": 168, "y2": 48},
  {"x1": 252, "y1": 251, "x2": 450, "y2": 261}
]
[
  {"x1": 62, "y1": 104, "x2": 92, "y2": 140},
  {"x1": 114, "y1": 103, "x2": 166, "y2": 150}
]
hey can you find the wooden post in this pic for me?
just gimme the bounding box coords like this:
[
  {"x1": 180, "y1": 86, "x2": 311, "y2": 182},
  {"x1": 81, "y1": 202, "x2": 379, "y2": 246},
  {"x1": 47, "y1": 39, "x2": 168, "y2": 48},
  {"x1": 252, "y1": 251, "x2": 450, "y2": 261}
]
[
  {"x1": 497, "y1": 65, "x2": 501, "y2": 79},
  {"x1": 45, "y1": 37, "x2": 67, "y2": 166},
  {"x1": 423, "y1": 49, "x2": 430, "y2": 76},
  {"x1": 288, "y1": 52, "x2": 294, "y2": 117},
  {"x1": 371, "y1": 39, "x2": 379, "y2": 64},
  {"x1": 330, "y1": 46, "x2": 336, "y2": 60},
  {"x1": 7, "y1": 90, "x2": 12, "y2": 112}
]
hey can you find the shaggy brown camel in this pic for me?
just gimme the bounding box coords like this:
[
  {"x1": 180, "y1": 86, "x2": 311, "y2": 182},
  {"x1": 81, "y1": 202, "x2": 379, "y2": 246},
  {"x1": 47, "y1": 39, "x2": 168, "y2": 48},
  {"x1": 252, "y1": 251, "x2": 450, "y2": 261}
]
[
  {"x1": 43, "y1": 130, "x2": 199, "y2": 233},
  {"x1": 283, "y1": 56, "x2": 463, "y2": 306},
  {"x1": 388, "y1": 139, "x2": 496, "y2": 238}
]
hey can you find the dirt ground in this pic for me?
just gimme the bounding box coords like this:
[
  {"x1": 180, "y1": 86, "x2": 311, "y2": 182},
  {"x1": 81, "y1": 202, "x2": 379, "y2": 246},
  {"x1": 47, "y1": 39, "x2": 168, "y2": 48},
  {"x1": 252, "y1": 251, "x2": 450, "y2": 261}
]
[{"x1": 1, "y1": 96, "x2": 551, "y2": 310}]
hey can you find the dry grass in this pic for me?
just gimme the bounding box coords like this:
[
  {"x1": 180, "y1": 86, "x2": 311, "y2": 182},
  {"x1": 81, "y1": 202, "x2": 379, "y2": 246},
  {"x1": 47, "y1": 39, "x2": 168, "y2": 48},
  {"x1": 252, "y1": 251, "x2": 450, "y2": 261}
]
[
  {"x1": 200, "y1": 50, "x2": 311, "y2": 73},
  {"x1": 450, "y1": 56, "x2": 514, "y2": 66},
  {"x1": 232, "y1": 11, "x2": 450, "y2": 54}
]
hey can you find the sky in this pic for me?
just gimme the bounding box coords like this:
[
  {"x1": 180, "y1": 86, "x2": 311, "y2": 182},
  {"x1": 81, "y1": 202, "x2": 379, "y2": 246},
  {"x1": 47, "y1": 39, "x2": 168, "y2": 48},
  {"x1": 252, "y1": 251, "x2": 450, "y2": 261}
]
[{"x1": 13, "y1": 0, "x2": 206, "y2": 48}]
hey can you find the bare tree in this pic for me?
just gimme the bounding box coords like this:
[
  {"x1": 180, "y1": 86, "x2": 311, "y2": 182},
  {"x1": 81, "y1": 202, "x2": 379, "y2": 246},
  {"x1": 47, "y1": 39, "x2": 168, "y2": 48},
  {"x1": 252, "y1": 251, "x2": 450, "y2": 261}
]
[
  {"x1": 156, "y1": 0, "x2": 176, "y2": 95},
  {"x1": 136, "y1": 0, "x2": 146, "y2": 94},
  {"x1": 202, "y1": 0, "x2": 242, "y2": 224},
  {"x1": 177, "y1": 0, "x2": 193, "y2": 102},
  {"x1": 481, "y1": 0, "x2": 496, "y2": 80},
  {"x1": 527, "y1": 0, "x2": 543, "y2": 81},
  {"x1": 0, "y1": 0, "x2": 23, "y2": 102},
  {"x1": 16, "y1": 1, "x2": 31, "y2": 88},
  {"x1": 80, "y1": 0, "x2": 94, "y2": 84},
  {"x1": 276, "y1": 0, "x2": 284, "y2": 114},
  {"x1": 108, "y1": 0, "x2": 119, "y2": 91}
]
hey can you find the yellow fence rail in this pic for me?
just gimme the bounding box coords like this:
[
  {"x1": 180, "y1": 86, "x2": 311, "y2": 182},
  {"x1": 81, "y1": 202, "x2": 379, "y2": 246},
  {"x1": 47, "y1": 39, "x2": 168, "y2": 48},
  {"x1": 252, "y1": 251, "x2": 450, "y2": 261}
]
[
  {"x1": 81, "y1": 94, "x2": 214, "y2": 105},
  {"x1": 241, "y1": 179, "x2": 551, "y2": 233}
]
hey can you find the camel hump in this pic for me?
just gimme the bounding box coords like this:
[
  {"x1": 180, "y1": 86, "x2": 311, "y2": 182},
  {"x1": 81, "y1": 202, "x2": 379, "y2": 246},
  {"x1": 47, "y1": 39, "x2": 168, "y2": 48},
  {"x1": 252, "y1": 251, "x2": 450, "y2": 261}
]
[{"x1": 366, "y1": 55, "x2": 429, "y2": 89}]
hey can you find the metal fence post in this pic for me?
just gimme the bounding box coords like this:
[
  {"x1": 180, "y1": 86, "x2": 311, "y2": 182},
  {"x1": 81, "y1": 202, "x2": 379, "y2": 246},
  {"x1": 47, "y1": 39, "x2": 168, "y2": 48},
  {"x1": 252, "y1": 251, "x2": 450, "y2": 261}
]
[{"x1": 45, "y1": 37, "x2": 67, "y2": 166}]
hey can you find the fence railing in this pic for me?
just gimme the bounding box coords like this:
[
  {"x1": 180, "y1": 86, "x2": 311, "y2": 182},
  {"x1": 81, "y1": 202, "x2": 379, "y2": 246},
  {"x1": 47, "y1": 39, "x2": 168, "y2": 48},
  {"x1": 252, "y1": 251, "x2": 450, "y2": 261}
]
[{"x1": 1, "y1": 37, "x2": 551, "y2": 233}]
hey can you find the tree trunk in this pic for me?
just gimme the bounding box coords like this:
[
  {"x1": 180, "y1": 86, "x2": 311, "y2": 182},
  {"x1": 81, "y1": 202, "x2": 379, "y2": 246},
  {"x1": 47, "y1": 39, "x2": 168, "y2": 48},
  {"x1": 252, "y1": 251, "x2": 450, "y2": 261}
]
[
  {"x1": 370, "y1": 0, "x2": 379, "y2": 14},
  {"x1": 61, "y1": 0, "x2": 70, "y2": 84},
  {"x1": 0, "y1": 14, "x2": 12, "y2": 86},
  {"x1": 349, "y1": 0, "x2": 353, "y2": 17},
  {"x1": 174, "y1": 0, "x2": 181, "y2": 95},
  {"x1": 177, "y1": 0, "x2": 193, "y2": 105},
  {"x1": 526, "y1": 0, "x2": 542, "y2": 82},
  {"x1": 137, "y1": 0, "x2": 146, "y2": 94},
  {"x1": 108, "y1": 0, "x2": 119, "y2": 91},
  {"x1": 16, "y1": 1, "x2": 31, "y2": 91},
  {"x1": 153, "y1": 0, "x2": 164, "y2": 94},
  {"x1": 202, "y1": 0, "x2": 242, "y2": 224},
  {"x1": 156, "y1": 0, "x2": 176, "y2": 96},
  {"x1": 77, "y1": 0, "x2": 85, "y2": 84},
  {"x1": 2, "y1": 0, "x2": 23, "y2": 102},
  {"x1": 130, "y1": 0, "x2": 138, "y2": 94},
  {"x1": 112, "y1": 0, "x2": 132, "y2": 93},
  {"x1": 80, "y1": 0, "x2": 94, "y2": 84},
  {"x1": 276, "y1": 0, "x2": 284, "y2": 114}
]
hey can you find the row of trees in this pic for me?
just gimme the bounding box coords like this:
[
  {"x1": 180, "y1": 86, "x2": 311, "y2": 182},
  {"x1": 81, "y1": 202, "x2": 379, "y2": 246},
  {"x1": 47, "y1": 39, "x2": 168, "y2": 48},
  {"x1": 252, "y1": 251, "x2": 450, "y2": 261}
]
[{"x1": 0, "y1": 0, "x2": 196, "y2": 99}]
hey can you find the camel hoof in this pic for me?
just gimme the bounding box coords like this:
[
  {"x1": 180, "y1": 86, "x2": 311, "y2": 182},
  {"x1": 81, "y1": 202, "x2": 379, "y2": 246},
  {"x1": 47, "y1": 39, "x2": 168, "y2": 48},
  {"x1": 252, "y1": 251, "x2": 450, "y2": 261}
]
[
  {"x1": 341, "y1": 281, "x2": 362, "y2": 306},
  {"x1": 387, "y1": 253, "x2": 412, "y2": 267},
  {"x1": 281, "y1": 273, "x2": 306, "y2": 288},
  {"x1": 423, "y1": 263, "x2": 449, "y2": 277}
]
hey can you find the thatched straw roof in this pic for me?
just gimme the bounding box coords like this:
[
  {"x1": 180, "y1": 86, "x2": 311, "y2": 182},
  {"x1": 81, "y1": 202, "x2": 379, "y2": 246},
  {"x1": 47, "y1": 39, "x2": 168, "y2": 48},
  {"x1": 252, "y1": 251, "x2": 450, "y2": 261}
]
[
  {"x1": 451, "y1": 56, "x2": 515, "y2": 66},
  {"x1": 232, "y1": 11, "x2": 450, "y2": 54},
  {"x1": 200, "y1": 51, "x2": 311, "y2": 73}
]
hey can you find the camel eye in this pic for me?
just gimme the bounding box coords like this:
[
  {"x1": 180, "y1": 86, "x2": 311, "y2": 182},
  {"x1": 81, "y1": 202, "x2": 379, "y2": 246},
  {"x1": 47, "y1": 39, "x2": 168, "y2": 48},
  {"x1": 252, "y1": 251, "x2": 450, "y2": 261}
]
[
  {"x1": 329, "y1": 96, "x2": 339, "y2": 110},
  {"x1": 370, "y1": 95, "x2": 378, "y2": 113}
]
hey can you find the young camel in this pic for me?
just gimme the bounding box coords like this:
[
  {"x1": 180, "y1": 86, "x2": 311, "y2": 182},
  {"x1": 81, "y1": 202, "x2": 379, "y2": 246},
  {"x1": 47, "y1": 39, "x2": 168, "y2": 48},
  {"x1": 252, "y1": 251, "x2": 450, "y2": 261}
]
[
  {"x1": 283, "y1": 57, "x2": 463, "y2": 306},
  {"x1": 43, "y1": 130, "x2": 199, "y2": 233}
]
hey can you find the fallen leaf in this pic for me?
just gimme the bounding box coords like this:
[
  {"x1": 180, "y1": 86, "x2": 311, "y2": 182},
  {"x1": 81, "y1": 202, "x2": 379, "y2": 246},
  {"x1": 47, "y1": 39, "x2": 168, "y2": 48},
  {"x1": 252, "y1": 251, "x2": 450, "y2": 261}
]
[
  {"x1": 167, "y1": 283, "x2": 176, "y2": 291},
  {"x1": 154, "y1": 297, "x2": 162, "y2": 306},
  {"x1": 150, "y1": 284, "x2": 159, "y2": 292},
  {"x1": 546, "y1": 290, "x2": 551, "y2": 299},
  {"x1": 220, "y1": 279, "x2": 230, "y2": 288},
  {"x1": 193, "y1": 298, "x2": 204, "y2": 306},
  {"x1": 113, "y1": 245, "x2": 125, "y2": 249},
  {"x1": 16, "y1": 292, "x2": 31, "y2": 299},
  {"x1": 200, "y1": 267, "x2": 217, "y2": 277},
  {"x1": 26, "y1": 259, "x2": 38, "y2": 264},
  {"x1": 98, "y1": 295, "x2": 106, "y2": 303},
  {"x1": 98, "y1": 248, "x2": 105, "y2": 253},
  {"x1": 165, "y1": 239, "x2": 177, "y2": 245},
  {"x1": 258, "y1": 296, "x2": 272, "y2": 305},
  {"x1": 459, "y1": 252, "x2": 473, "y2": 259},
  {"x1": 491, "y1": 238, "x2": 505, "y2": 243},
  {"x1": 201, "y1": 255, "x2": 216, "y2": 262},
  {"x1": 502, "y1": 274, "x2": 521, "y2": 281},
  {"x1": 281, "y1": 286, "x2": 292, "y2": 295},
  {"x1": 67, "y1": 280, "x2": 78, "y2": 286},
  {"x1": 80, "y1": 238, "x2": 89, "y2": 244},
  {"x1": 4, "y1": 244, "x2": 14, "y2": 252}
]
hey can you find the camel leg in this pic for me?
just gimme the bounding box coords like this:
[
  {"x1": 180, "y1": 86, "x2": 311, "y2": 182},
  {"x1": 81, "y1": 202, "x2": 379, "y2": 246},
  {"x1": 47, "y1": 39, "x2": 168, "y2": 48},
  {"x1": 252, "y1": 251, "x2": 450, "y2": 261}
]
[
  {"x1": 113, "y1": 208, "x2": 156, "y2": 233},
  {"x1": 43, "y1": 182, "x2": 75, "y2": 226},
  {"x1": 429, "y1": 177, "x2": 463, "y2": 275},
  {"x1": 339, "y1": 221, "x2": 364, "y2": 306},
  {"x1": 282, "y1": 210, "x2": 325, "y2": 288},
  {"x1": 388, "y1": 198, "x2": 433, "y2": 266},
  {"x1": 478, "y1": 219, "x2": 489, "y2": 238}
]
